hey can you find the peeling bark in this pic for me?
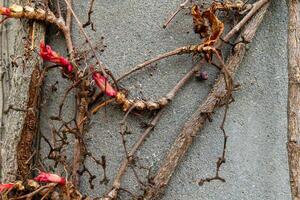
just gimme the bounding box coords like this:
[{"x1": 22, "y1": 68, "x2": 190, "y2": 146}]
[
  {"x1": 16, "y1": 61, "x2": 43, "y2": 179},
  {"x1": 288, "y1": 0, "x2": 300, "y2": 199},
  {"x1": 0, "y1": 0, "x2": 45, "y2": 182}
]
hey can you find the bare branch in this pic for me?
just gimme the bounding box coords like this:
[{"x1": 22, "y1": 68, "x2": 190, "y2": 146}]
[{"x1": 143, "y1": 3, "x2": 270, "y2": 199}]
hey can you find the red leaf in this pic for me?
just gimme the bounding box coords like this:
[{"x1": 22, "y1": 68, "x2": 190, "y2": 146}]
[
  {"x1": 34, "y1": 172, "x2": 66, "y2": 185},
  {"x1": 0, "y1": 7, "x2": 11, "y2": 16},
  {"x1": 0, "y1": 183, "x2": 14, "y2": 193},
  {"x1": 91, "y1": 66, "x2": 117, "y2": 97},
  {"x1": 39, "y1": 41, "x2": 73, "y2": 73}
]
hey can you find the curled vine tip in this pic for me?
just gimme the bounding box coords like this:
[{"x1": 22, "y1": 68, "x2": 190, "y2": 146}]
[
  {"x1": 33, "y1": 172, "x2": 66, "y2": 185},
  {"x1": 39, "y1": 41, "x2": 73, "y2": 73},
  {"x1": 92, "y1": 69, "x2": 118, "y2": 97},
  {"x1": 0, "y1": 6, "x2": 12, "y2": 16},
  {"x1": 0, "y1": 183, "x2": 14, "y2": 193}
]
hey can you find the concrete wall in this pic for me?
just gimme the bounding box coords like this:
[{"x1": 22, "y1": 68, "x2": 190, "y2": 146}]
[{"x1": 40, "y1": 0, "x2": 291, "y2": 199}]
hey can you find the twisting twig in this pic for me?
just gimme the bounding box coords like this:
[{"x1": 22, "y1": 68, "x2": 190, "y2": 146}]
[
  {"x1": 143, "y1": 3, "x2": 270, "y2": 199},
  {"x1": 117, "y1": 1, "x2": 247, "y2": 82},
  {"x1": 44, "y1": 0, "x2": 108, "y2": 187},
  {"x1": 163, "y1": 0, "x2": 190, "y2": 28},
  {"x1": 223, "y1": 0, "x2": 269, "y2": 42},
  {"x1": 49, "y1": 0, "x2": 85, "y2": 187},
  {"x1": 56, "y1": 0, "x2": 62, "y2": 19},
  {"x1": 64, "y1": 0, "x2": 73, "y2": 57},
  {"x1": 14, "y1": 183, "x2": 57, "y2": 199},
  {"x1": 83, "y1": 0, "x2": 96, "y2": 31},
  {"x1": 196, "y1": 47, "x2": 232, "y2": 185},
  {"x1": 65, "y1": 0, "x2": 72, "y2": 29},
  {"x1": 117, "y1": 47, "x2": 189, "y2": 82},
  {"x1": 63, "y1": 0, "x2": 109, "y2": 78},
  {"x1": 287, "y1": 0, "x2": 300, "y2": 199},
  {"x1": 102, "y1": 66, "x2": 198, "y2": 200}
]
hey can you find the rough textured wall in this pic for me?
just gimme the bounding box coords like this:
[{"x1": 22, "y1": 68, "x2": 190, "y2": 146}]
[{"x1": 36, "y1": 0, "x2": 290, "y2": 199}]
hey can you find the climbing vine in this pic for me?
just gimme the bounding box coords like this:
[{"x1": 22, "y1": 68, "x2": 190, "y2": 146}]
[{"x1": 0, "y1": 0, "x2": 270, "y2": 199}]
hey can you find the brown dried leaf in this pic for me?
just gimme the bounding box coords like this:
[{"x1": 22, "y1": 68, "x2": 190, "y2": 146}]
[
  {"x1": 191, "y1": 3, "x2": 224, "y2": 46},
  {"x1": 191, "y1": 5, "x2": 210, "y2": 38}
]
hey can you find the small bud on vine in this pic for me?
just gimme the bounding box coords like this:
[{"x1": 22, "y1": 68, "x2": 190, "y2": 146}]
[{"x1": 195, "y1": 71, "x2": 208, "y2": 81}]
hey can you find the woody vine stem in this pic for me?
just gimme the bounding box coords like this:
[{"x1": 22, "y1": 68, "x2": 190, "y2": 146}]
[{"x1": 0, "y1": 0, "x2": 272, "y2": 199}]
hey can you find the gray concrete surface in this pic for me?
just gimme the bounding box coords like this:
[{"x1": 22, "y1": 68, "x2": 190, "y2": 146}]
[{"x1": 40, "y1": 0, "x2": 291, "y2": 199}]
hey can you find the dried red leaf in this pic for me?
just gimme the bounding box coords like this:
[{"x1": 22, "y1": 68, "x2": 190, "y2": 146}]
[
  {"x1": 0, "y1": 7, "x2": 11, "y2": 16},
  {"x1": 39, "y1": 41, "x2": 73, "y2": 73},
  {"x1": 0, "y1": 183, "x2": 14, "y2": 193},
  {"x1": 34, "y1": 172, "x2": 66, "y2": 185}
]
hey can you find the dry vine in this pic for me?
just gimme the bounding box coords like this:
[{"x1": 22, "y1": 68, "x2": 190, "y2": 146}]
[
  {"x1": 102, "y1": 0, "x2": 269, "y2": 199},
  {"x1": 0, "y1": 0, "x2": 272, "y2": 199},
  {"x1": 143, "y1": 3, "x2": 270, "y2": 199}
]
